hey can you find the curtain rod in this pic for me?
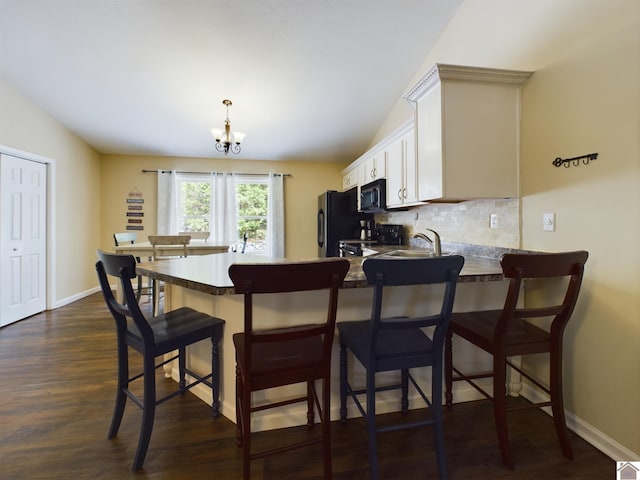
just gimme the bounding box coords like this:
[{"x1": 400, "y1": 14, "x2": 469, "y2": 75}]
[{"x1": 141, "y1": 169, "x2": 291, "y2": 177}]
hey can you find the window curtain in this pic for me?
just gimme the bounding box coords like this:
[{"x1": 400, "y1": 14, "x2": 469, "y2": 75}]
[
  {"x1": 157, "y1": 170, "x2": 237, "y2": 245},
  {"x1": 211, "y1": 172, "x2": 238, "y2": 244},
  {"x1": 266, "y1": 173, "x2": 285, "y2": 257},
  {"x1": 157, "y1": 169, "x2": 178, "y2": 234}
]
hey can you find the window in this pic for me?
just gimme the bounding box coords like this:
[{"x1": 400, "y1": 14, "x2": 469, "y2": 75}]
[
  {"x1": 174, "y1": 173, "x2": 270, "y2": 255},
  {"x1": 177, "y1": 175, "x2": 211, "y2": 233}
]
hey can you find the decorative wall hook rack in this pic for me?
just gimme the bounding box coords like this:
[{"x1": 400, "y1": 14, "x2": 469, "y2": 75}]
[{"x1": 552, "y1": 152, "x2": 598, "y2": 168}]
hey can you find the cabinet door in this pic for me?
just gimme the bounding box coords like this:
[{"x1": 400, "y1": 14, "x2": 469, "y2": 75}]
[
  {"x1": 440, "y1": 81, "x2": 519, "y2": 198},
  {"x1": 361, "y1": 156, "x2": 371, "y2": 183},
  {"x1": 402, "y1": 130, "x2": 419, "y2": 204},
  {"x1": 376, "y1": 153, "x2": 386, "y2": 180},
  {"x1": 386, "y1": 130, "x2": 419, "y2": 208},
  {"x1": 360, "y1": 158, "x2": 371, "y2": 184},
  {"x1": 416, "y1": 82, "x2": 445, "y2": 200},
  {"x1": 342, "y1": 168, "x2": 357, "y2": 190},
  {"x1": 361, "y1": 153, "x2": 385, "y2": 184},
  {"x1": 385, "y1": 138, "x2": 404, "y2": 208}
]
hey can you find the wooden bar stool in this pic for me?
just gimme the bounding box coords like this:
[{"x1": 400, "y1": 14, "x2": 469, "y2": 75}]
[
  {"x1": 445, "y1": 250, "x2": 588, "y2": 469},
  {"x1": 228, "y1": 259, "x2": 350, "y2": 480},
  {"x1": 338, "y1": 255, "x2": 465, "y2": 480},
  {"x1": 96, "y1": 250, "x2": 225, "y2": 471}
]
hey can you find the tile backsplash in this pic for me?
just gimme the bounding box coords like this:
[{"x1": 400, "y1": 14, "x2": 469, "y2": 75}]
[{"x1": 375, "y1": 198, "x2": 521, "y2": 248}]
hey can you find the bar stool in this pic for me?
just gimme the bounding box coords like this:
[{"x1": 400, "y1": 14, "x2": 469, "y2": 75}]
[
  {"x1": 445, "y1": 250, "x2": 588, "y2": 469},
  {"x1": 338, "y1": 255, "x2": 465, "y2": 480},
  {"x1": 95, "y1": 250, "x2": 225, "y2": 471},
  {"x1": 229, "y1": 259, "x2": 350, "y2": 480}
]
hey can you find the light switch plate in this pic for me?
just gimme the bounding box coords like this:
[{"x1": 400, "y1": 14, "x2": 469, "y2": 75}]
[{"x1": 543, "y1": 212, "x2": 556, "y2": 232}]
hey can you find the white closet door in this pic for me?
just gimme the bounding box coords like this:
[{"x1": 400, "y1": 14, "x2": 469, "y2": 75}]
[{"x1": 0, "y1": 154, "x2": 47, "y2": 326}]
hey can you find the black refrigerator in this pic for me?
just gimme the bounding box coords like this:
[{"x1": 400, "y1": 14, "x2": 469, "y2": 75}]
[{"x1": 317, "y1": 189, "x2": 372, "y2": 257}]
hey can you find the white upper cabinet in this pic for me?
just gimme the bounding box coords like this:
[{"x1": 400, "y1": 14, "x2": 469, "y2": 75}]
[
  {"x1": 342, "y1": 166, "x2": 358, "y2": 190},
  {"x1": 385, "y1": 123, "x2": 423, "y2": 208},
  {"x1": 403, "y1": 64, "x2": 532, "y2": 202},
  {"x1": 360, "y1": 151, "x2": 385, "y2": 184},
  {"x1": 341, "y1": 142, "x2": 387, "y2": 191}
]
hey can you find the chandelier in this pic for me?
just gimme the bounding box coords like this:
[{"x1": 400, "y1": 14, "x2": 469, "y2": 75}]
[{"x1": 210, "y1": 99, "x2": 245, "y2": 155}]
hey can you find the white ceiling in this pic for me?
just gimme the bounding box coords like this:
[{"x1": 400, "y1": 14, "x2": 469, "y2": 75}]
[{"x1": 0, "y1": 0, "x2": 463, "y2": 162}]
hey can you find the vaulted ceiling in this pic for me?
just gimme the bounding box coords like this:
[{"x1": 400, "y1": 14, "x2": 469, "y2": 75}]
[{"x1": 0, "y1": 0, "x2": 463, "y2": 162}]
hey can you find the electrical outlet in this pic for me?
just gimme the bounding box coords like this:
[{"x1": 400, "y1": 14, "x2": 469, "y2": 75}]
[
  {"x1": 543, "y1": 212, "x2": 556, "y2": 232},
  {"x1": 490, "y1": 214, "x2": 498, "y2": 229}
]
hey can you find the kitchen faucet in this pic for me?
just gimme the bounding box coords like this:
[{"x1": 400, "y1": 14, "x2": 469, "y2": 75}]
[{"x1": 412, "y1": 229, "x2": 442, "y2": 256}]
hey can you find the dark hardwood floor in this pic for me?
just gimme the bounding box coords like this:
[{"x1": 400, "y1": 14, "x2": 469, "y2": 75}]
[{"x1": 0, "y1": 293, "x2": 613, "y2": 479}]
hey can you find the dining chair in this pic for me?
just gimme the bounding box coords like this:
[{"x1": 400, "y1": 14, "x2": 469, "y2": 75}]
[
  {"x1": 230, "y1": 233, "x2": 249, "y2": 253},
  {"x1": 113, "y1": 232, "x2": 152, "y2": 302},
  {"x1": 444, "y1": 250, "x2": 588, "y2": 469},
  {"x1": 228, "y1": 258, "x2": 350, "y2": 480},
  {"x1": 95, "y1": 250, "x2": 225, "y2": 471},
  {"x1": 241, "y1": 232, "x2": 248, "y2": 253},
  {"x1": 179, "y1": 231, "x2": 210, "y2": 240},
  {"x1": 148, "y1": 234, "x2": 191, "y2": 259},
  {"x1": 338, "y1": 255, "x2": 465, "y2": 480},
  {"x1": 113, "y1": 231, "x2": 138, "y2": 245},
  {"x1": 147, "y1": 235, "x2": 191, "y2": 315}
]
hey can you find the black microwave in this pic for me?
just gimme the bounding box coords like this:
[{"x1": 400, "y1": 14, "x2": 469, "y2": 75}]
[{"x1": 360, "y1": 179, "x2": 386, "y2": 212}]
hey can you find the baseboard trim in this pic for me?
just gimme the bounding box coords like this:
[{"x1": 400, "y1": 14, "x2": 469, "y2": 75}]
[
  {"x1": 54, "y1": 286, "x2": 101, "y2": 309},
  {"x1": 520, "y1": 383, "x2": 638, "y2": 461},
  {"x1": 175, "y1": 365, "x2": 640, "y2": 461}
]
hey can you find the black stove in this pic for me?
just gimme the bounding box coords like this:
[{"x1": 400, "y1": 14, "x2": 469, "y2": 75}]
[{"x1": 339, "y1": 224, "x2": 403, "y2": 257}]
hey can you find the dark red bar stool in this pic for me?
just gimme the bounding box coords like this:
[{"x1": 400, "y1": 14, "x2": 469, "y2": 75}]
[
  {"x1": 229, "y1": 259, "x2": 350, "y2": 480},
  {"x1": 445, "y1": 250, "x2": 588, "y2": 469}
]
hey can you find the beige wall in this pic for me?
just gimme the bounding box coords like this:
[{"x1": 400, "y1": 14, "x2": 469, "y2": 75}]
[
  {"x1": 520, "y1": 21, "x2": 640, "y2": 454},
  {"x1": 0, "y1": 78, "x2": 102, "y2": 305},
  {"x1": 375, "y1": 0, "x2": 640, "y2": 458},
  {"x1": 100, "y1": 154, "x2": 346, "y2": 259}
]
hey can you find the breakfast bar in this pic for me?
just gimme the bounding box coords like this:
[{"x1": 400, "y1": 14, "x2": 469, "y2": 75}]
[{"x1": 136, "y1": 246, "x2": 515, "y2": 431}]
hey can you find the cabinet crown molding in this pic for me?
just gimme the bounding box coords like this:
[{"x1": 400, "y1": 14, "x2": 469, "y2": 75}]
[{"x1": 403, "y1": 63, "x2": 533, "y2": 102}]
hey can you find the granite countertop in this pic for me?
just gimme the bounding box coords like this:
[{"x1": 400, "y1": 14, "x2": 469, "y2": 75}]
[
  {"x1": 135, "y1": 242, "x2": 523, "y2": 296},
  {"x1": 341, "y1": 242, "x2": 506, "y2": 287}
]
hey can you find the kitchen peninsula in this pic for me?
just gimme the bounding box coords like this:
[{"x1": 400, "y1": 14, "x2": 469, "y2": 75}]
[{"x1": 136, "y1": 247, "x2": 513, "y2": 431}]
